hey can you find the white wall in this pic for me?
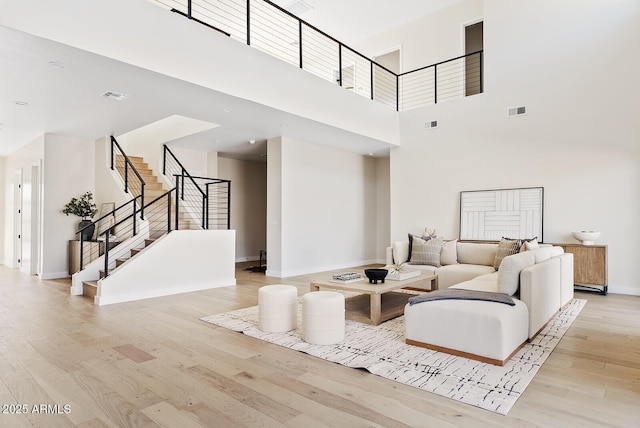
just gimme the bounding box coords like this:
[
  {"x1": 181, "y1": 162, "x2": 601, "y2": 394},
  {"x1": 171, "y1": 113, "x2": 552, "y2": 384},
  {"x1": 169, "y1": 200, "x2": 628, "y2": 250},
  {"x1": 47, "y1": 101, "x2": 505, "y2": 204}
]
[
  {"x1": 375, "y1": 157, "x2": 390, "y2": 262},
  {"x1": 266, "y1": 137, "x2": 283, "y2": 276},
  {"x1": 356, "y1": 0, "x2": 483, "y2": 71},
  {"x1": 267, "y1": 136, "x2": 378, "y2": 277},
  {"x1": 42, "y1": 134, "x2": 95, "y2": 278},
  {"x1": 96, "y1": 230, "x2": 236, "y2": 305},
  {"x1": 382, "y1": 0, "x2": 640, "y2": 294},
  {"x1": 218, "y1": 157, "x2": 267, "y2": 262}
]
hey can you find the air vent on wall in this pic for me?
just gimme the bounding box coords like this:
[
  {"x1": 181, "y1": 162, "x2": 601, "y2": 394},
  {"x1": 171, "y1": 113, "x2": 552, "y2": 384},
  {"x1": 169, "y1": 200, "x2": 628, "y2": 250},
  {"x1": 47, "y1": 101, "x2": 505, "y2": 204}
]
[
  {"x1": 101, "y1": 91, "x2": 129, "y2": 101},
  {"x1": 285, "y1": 0, "x2": 314, "y2": 15},
  {"x1": 424, "y1": 120, "x2": 438, "y2": 129},
  {"x1": 508, "y1": 106, "x2": 526, "y2": 117}
]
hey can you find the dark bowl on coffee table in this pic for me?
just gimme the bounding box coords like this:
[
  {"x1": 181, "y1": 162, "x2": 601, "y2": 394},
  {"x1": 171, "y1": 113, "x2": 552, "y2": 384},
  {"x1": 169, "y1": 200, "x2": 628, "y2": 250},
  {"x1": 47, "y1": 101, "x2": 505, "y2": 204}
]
[{"x1": 364, "y1": 268, "x2": 388, "y2": 284}]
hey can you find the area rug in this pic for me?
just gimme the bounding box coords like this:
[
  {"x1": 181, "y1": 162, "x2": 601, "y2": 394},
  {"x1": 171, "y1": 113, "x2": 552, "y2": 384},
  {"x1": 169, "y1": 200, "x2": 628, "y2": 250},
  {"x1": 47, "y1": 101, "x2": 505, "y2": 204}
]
[{"x1": 201, "y1": 298, "x2": 586, "y2": 415}]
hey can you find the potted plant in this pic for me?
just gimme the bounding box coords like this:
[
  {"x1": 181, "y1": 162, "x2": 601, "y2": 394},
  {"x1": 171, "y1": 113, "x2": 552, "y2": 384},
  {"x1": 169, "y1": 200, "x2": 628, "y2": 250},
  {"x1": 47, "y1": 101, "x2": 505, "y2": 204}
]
[{"x1": 63, "y1": 191, "x2": 98, "y2": 241}]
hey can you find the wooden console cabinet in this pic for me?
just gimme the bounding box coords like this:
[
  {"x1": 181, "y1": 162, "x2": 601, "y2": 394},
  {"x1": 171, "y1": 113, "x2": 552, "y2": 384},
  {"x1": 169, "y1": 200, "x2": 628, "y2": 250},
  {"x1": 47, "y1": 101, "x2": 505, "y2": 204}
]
[{"x1": 555, "y1": 243, "x2": 608, "y2": 295}]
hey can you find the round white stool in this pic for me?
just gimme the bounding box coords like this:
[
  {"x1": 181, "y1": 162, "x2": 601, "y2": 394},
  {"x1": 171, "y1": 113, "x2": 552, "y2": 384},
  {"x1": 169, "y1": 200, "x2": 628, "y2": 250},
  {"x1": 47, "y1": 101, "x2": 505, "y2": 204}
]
[
  {"x1": 258, "y1": 284, "x2": 298, "y2": 333},
  {"x1": 302, "y1": 291, "x2": 345, "y2": 345}
]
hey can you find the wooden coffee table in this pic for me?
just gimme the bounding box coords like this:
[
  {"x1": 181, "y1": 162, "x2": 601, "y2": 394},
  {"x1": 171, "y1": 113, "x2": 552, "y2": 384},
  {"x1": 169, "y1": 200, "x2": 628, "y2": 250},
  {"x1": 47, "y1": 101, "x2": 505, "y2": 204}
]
[{"x1": 309, "y1": 273, "x2": 438, "y2": 325}]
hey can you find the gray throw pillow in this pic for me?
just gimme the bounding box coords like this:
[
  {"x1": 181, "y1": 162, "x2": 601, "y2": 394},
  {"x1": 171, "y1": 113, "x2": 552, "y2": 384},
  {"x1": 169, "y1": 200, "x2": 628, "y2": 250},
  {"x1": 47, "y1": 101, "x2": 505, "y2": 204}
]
[
  {"x1": 493, "y1": 238, "x2": 521, "y2": 270},
  {"x1": 409, "y1": 236, "x2": 443, "y2": 267}
]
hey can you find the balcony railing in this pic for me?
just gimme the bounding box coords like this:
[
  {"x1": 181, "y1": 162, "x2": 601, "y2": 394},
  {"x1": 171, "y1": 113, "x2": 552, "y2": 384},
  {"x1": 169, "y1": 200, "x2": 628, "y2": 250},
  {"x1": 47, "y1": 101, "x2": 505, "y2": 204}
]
[{"x1": 150, "y1": 0, "x2": 483, "y2": 111}]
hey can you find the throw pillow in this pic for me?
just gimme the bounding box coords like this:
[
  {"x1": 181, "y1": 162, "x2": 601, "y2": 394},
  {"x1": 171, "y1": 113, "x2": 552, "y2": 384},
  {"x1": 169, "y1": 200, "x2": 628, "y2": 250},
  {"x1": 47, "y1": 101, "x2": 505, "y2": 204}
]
[
  {"x1": 493, "y1": 238, "x2": 521, "y2": 270},
  {"x1": 409, "y1": 236, "x2": 443, "y2": 267},
  {"x1": 518, "y1": 236, "x2": 539, "y2": 252},
  {"x1": 440, "y1": 239, "x2": 458, "y2": 265},
  {"x1": 408, "y1": 232, "x2": 433, "y2": 261},
  {"x1": 497, "y1": 251, "x2": 536, "y2": 295},
  {"x1": 523, "y1": 239, "x2": 540, "y2": 251}
]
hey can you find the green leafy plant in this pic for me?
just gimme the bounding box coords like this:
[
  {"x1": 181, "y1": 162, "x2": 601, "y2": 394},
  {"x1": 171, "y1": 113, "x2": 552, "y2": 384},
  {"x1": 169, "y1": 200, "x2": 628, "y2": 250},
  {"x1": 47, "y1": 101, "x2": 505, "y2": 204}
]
[{"x1": 62, "y1": 191, "x2": 98, "y2": 220}]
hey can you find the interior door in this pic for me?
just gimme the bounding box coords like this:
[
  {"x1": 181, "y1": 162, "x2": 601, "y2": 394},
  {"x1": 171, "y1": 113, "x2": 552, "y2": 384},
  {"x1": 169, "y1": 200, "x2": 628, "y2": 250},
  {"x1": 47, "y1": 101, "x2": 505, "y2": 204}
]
[
  {"x1": 13, "y1": 170, "x2": 22, "y2": 269},
  {"x1": 465, "y1": 21, "x2": 483, "y2": 96}
]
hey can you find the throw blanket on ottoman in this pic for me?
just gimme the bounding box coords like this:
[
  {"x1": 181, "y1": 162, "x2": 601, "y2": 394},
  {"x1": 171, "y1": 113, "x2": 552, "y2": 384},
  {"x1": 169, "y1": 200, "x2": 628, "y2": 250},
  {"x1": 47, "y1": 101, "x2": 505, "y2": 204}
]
[{"x1": 408, "y1": 289, "x2": 515, "y2": 306}]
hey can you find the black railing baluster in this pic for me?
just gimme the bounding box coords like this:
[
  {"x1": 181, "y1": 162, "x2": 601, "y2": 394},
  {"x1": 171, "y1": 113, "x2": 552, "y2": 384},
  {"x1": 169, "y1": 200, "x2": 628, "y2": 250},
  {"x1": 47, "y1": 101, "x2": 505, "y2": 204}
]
[
  {"x1": 396, "y1": 76, "x2": 399, "y2": 111},
  {"x1": 434, "y1": 64, "x2": 438, "y2": 104},
  {"x1": 174, "y1": 189, "x2": 179, "y2": 231},
  {"x1": 246, "y1": 0, "x2": 251, "y2": 45},
  {"x1": 370, "y1": 62, "x2": 374, "y2": 100},
  {"x1": 168, "y1": 189, "x2": 173, "y2": 234},
  {"x1": 338, "y1": 43, "x2": 342, "y2": 86},
  {"x1": 104, "y1": 230, "x2": 110, "y2": 277},
  {"x1": 299, "y1": 21, "x2": 303, "y2": 69},
  {"x1": 187, "y1": 0, "x2": 192, "y2": 19},
  {"x1": 79, "y1": 232, "x2": 84, "y2": 271},
  {"x1": 227, "y1": 182, "x2": 231, "y2": 230}
]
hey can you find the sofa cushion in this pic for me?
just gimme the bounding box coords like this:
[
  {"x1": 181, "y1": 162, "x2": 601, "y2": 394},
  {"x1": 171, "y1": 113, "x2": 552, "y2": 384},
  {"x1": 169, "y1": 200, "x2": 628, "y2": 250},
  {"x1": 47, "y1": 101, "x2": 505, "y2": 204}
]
[
  {"x1": 456, "y1": 242, "x2": 498, "y2": 266},
  {"x1": 392, "y1": 241, "x2": 410, "y2": 264},
  {"x1": 409, "y1": 236, "x2": 443, "y2": 267},
  {"x1": 494, "y1": 238, "x2": 522, "y2": 269},
  {"x1": 497, "y1": 251, "x2": 536, "y2": 295},
  {"x1": 451, "y1": 272, "x2": 499, "y2": 293},
  {"x1": 440, "y1": 239, "x2": 458, "y2": 265},
  {"x1": 437, "y1": 264, "x2": 496, "y2": 289}
]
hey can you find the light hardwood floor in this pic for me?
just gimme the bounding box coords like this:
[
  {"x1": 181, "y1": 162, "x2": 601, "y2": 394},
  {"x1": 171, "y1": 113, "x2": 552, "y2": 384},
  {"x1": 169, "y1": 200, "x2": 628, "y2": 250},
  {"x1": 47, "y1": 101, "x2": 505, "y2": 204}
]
[{"x1": 0, "y1": 264, "x2": 639, "y2": 427}]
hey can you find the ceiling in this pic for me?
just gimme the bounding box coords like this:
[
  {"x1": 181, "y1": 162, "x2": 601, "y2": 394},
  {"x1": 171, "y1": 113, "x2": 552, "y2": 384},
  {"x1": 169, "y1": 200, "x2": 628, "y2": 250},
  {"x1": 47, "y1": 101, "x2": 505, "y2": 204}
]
[{"x1": 0, "y1": 0, "x2": 462, "y2": 160}]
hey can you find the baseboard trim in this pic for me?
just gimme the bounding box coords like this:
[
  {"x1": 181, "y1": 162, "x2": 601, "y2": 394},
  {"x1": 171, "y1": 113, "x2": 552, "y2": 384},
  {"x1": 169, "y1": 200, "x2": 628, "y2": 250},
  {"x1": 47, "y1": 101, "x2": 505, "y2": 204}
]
[
  {"x1": 40, "y1": 271, "x2": 70, "y2": 280},
  {"x1": 607, "y1": 286, "x2": 640, "y2": 296},
  {"x1": 236, "y1": 255, "x2": 260, "y2": 263}
]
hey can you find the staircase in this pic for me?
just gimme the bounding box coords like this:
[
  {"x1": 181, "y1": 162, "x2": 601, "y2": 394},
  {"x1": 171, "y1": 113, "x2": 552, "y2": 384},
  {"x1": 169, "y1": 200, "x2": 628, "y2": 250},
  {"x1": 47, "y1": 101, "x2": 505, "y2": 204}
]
[
  {"x1": 114, "y1": 155, "x2": 199, "y2": 238},
  {"x1": 80, "y1": 154, "x2": 200, "y2": 298}
]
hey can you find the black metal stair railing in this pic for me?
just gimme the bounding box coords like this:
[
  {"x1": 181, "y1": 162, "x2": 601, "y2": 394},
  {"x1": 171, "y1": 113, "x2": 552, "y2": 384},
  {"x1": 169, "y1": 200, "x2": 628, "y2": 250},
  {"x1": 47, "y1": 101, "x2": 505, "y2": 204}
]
[
  {"x1": 163, "y1": 145, "x2": 231, "y2": 230},
  {"x1": 75, "y1": 196, "x2": 143, "y2": 271},
  {"x1": 110, "y1": 136, "x2": 146, "y2": 219},
  {"x1": 150, "y1": 0, "x2": 483, "y2": 111},
  {"x1": 100, "y1": 187, "x2": 183, "y2": 277}
]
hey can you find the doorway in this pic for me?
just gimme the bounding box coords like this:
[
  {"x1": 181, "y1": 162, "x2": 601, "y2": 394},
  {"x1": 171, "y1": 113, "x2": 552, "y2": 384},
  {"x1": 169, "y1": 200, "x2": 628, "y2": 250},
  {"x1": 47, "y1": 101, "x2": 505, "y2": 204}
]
[
  {"x1": 13, "y1": 170, "x2": 22, "y2": 269},
  {"x1": 373, "y1": 48, "x2": 401, "y2": 108},
  {"x1": 464, "y1": 21, "x2": 483, "y2": 96}
]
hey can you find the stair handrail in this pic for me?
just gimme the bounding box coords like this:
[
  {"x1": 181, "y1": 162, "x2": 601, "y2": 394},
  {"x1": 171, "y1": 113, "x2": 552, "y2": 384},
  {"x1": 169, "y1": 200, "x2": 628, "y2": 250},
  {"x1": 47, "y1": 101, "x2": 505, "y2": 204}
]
[
  {"x1": 183, "y1": 175, "x2": 232, "y2": 230},
  {"x1": 75, "y1": 195, "x2": 143, "y2": 271},
  {"x1": 165, "y1": 0, "x2": 483, "y2": 110},
  {"x1": 110, "y1": 136, "x2": 146, "y2": 219},
  {"x1": 163, "y1": 145, "x2": 208, "y2": 227},
  {"x1": 100, "y1": 187, "x2": 181, "y2": 277}
]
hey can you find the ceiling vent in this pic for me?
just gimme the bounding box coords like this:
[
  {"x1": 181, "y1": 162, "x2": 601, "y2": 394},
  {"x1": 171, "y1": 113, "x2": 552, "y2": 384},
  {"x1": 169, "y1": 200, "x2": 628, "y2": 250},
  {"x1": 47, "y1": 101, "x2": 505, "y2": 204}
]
[
  {"x1": 425, "y1": 120, "x2": 438, "y2": 129},
  {"x1": 285, "y1": 0, "x2": 314, "y2": 15},
  {"x1": 101, "y1": 91, "x2": 129, "y2": 101},
  {"x1": 508, "y1": 106, "x2": 526, "y2": 117}
]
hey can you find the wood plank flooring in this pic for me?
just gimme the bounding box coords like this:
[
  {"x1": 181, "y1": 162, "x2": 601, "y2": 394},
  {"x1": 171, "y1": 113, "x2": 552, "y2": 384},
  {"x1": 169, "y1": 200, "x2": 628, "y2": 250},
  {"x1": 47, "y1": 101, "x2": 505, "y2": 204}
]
[{"x1": 0, "y1": 263, "x2": 639, "y2": 427}]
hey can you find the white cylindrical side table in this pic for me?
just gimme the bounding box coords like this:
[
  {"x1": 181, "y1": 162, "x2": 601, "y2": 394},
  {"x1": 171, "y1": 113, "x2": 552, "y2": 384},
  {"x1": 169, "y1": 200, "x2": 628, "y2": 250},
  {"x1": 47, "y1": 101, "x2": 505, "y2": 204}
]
[
  {"x1": 302, "y1": 291, "x2": 345, "y2": 345},
  {"x1": 258, "y1": 284, "x2": 298, "y2": 332}
]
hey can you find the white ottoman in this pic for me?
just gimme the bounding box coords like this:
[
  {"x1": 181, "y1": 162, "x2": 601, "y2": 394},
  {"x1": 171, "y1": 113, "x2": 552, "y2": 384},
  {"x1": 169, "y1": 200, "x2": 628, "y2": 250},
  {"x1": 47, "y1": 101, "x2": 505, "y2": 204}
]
[
  {"x1": 404, "y1": 299, "x2": 529, "y2": 366},
  {"x1": 258, "y1": 284, "x2": 298, "y2": 332},
  {"x1": 302, "y1": 291, "x2": 345, "y2": 345}
]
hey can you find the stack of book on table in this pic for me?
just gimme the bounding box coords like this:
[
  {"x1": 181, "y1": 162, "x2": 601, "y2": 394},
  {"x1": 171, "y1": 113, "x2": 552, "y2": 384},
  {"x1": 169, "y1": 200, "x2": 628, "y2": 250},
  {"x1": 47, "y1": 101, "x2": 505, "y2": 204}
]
[{"x1": 330, "y1": 272, "x2": 363, "y2": 284}]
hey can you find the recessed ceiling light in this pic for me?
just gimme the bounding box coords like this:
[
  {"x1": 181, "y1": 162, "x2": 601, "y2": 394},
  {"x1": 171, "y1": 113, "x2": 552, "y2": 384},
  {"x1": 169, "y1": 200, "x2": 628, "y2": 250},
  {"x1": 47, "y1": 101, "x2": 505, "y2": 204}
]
[
  {"x1": 101, "y1": 91, "x2": 129, "y2": 101},
  {"x1": 222, "y1": 107, "x2": 231, "y2": 113},
  {"x1": 48, "y1": 60, "x2": 65, "y2": 68},
  {"x1": 14, "y1": 101, "x2": 29, "y2": 106},
  {"x1": 249, "y1": 139, "x2": 256, "y2": 144}
]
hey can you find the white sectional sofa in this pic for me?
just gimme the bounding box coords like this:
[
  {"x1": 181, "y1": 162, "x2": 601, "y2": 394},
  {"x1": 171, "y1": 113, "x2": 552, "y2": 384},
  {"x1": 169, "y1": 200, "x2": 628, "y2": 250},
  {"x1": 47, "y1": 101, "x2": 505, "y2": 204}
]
[{"x1": 386, "y1": 238, "x2": 574, "y2": 365}]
